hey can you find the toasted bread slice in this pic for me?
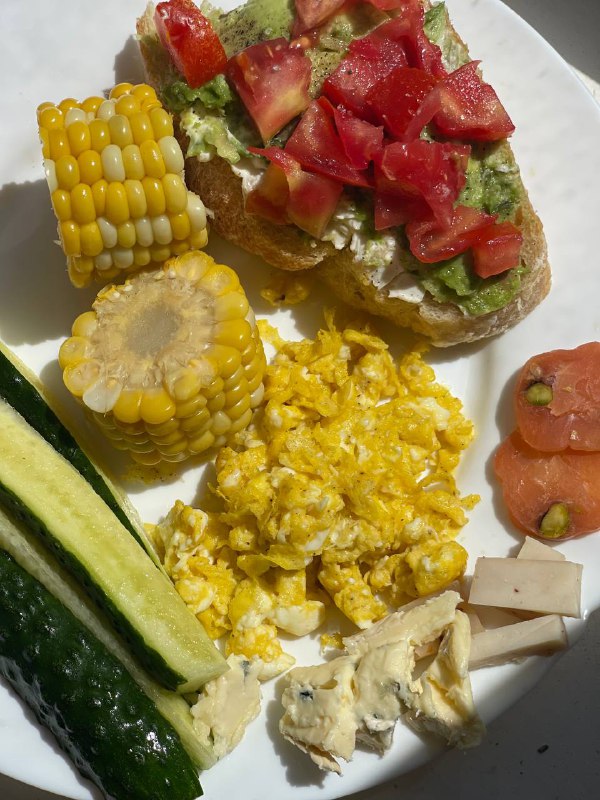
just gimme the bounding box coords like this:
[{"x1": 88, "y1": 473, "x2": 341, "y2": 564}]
[{"x1": 137, "y1": 2, "x2": 550, "y2": 347}]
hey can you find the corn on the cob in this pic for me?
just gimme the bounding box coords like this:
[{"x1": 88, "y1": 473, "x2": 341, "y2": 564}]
[
  {"x1": 59, "y1": 251, "x2": 266, "y2": 465},
  {"x1": 38, "y1": 83, "x2": 208, "y2": 287}
]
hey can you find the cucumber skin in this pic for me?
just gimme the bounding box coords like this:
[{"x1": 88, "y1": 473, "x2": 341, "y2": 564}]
[
  {"x1": 0, "y1": 550, "x2": 202, "y2": 800},
  {"x1": 0, "y1": 347, "x2": 145, "y2": 550},
  {"x1": 0, "y1": 479, "x2": 184, "y2": 692}
]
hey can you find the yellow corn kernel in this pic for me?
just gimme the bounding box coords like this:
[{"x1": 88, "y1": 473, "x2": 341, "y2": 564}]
[
  {"x1": 109, "y1": 82, "x2": 134, "y2": 99},
  {"x1": 169, "y1": 212, "x2": 191, "y2": 241},
  {"x1": 141, "y1": 176, "x2": 166, "y2": 216},
  {"x1": 51, "y1": 189, "x2": 71, "y2": 222},
  {"x1": 72, "y1": 310, "x2": 98, "y2": 338},
  {"x1": 162, "y1": 173, "x2": 188, "y2": 214},
  {"x1": 48, "y1": 128, "x2": 70, "y2": 161},
  {"x1": 129, "y1": 111, "x2": 154, "y2": 145},
  {"x1": 170, "y1": 240, "x2": 190, "y2": 256},
  {"x1": 179, "y1": 407, "x2": 211, "y2": 434},
  {"x1": 101, "y1": 144, "x2": 126, "y2": 182},
  {"x1": 202, "y1": 265, "x2": 240, "y2": 298},
  {"x1": 43, "y1": 160, "x2": 58, "y2": 193},
  {"x1": 132, "y1": 84, "x2": 157, "y2": 103},
  {"x1": 223, "y1": 366, "x2": 245, "y2": 392},
  {"x1": 91, "y1": 179, "x2": 108, "y2": 216},
  {"x1": 149, "y1": 106, "x2": 174, "y2": 139},
  {"x1": 81, "y1": 96, "x2": 104, "y2": 115},
  {"x1": 188, "y1": 430, "x2": 215, "y2": 454},
  {"x1": 105, "y1": 182, "x2": 129, "y2": 225},
  {"x1": 58, "y1": 336, "x2": 89, "y2": 369},
  {"x1": 77, "y1": 150, "x2": 103, "y2": 185},
  {"x1": 230, "y1": 407, "x2": 252, "y2": 432},
  {"x1": 63, "y1": 359, "x2": 101, "y2": 396},
  {"x1": 39, "y1": 105, "x2": 63, "y2": 130},
  {"x1": 121, "y1": 144, "x2": 145, "y2": 180},
  {"x1": 80, "y1": 221, "x2": 104, "y2": 257},
  {"x1": 145, "y1": 418, "x2": 180, "y2": 438},
  {"x1": 66, "y1": 120, "x2": 91, "y2": 157},
  {"x1": 140, "y1": 388, "x2": 176, "y2": 425},
  {"x1": 117, "y1": 221, "x2": 136, "y2": 249},
  {"x1": 108, "y1": 114, "x2": 133, "y2": 149},
  {"x1": 214, "y1": 320, "x2": 253, "y2": 351},
  {"x1": 149, "y1": 244, "x2": 171, "y2": 262},
  {"x1": 115, "y1": 94, "x2": 141, "y2": 117},
  {"x1": 205, "y1": 345, "x2": 242, "y2": 379},
  {"x1": 165, "y1": 368, "x2": 202, "y2": 403},
  {"x1": 189, "y1": 229, "x2": 209, "y2": 249},
  {"x1": 70, "y1": 183, "x2": 96, "y2": 225},
  {"x1": 157, "y1": 135, "x2": 184, "y2": 173},
  {"x1": 60, "y1": 220, "x2": 80, "y2": 256},
  {"x1": 55, "y1": 155, "x2": 80, "y2": 190},
  {"x1": 133, "y1": 245, "x2": 151, "y2": 266},
  {"x1": 89, "y1": 118, "x2": 111, "y2": 152},
  {"x1": 140, "y1": 139, "x2": 166, "y2": 179},
  {"x1": 224, "y1": 380, "x2": 250, "y2": 409},
  {"x1": 40, "y1": 127, "x2": 50, "y2": 159},
  {"x1": 113, "y1": 389, "x2": 143, "y2": 424},
  {"x1": 213, "y1": 291, "x2": 249, "y2": 323},
  {"x1": 175, "y1": 394, "x2": 208, "y2": 419},
  {"x1": 58, "y1": 98, "x2": 79, "y2": 115}
]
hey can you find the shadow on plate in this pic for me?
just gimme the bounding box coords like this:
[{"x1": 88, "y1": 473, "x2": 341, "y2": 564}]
[{"x1": 0, "y1": 180, "x2": 97, "y2": 348}]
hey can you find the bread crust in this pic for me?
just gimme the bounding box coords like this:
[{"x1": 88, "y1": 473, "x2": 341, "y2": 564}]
[{"x1": 137, "y1": 3, "x2": 551, "y2": 347}]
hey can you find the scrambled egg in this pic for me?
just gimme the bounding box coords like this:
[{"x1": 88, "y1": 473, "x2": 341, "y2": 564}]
[{"x1": 151, "y1": 314, "x2": 478, "y2": 678}]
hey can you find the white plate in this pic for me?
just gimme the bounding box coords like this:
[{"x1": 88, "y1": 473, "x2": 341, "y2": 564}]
[{"x1": 1, "y1": 1, "x2": 600, "y2": 799}]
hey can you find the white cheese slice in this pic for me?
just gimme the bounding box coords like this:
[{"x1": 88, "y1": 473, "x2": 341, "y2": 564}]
[
  {"x1": 191, "y1": 654, "x2": 262, "y2": 761},
  {"x1": 468, "y1": 558, "x2": 582, "y2": 618},
  {"x1": 469, "y1": 615, "x2": 568, "y2": 669},
  {"x1": 517, "y1": 536, "x2": 566, "y2": 561}
]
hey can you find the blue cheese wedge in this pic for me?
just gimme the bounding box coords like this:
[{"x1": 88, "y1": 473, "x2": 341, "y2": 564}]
[
  {"x1": 280, "y1": 591, "x2": 484, "y2": 773},
  {"x1": 191, "y1": 654, "x2": 262, "y2": 761}
]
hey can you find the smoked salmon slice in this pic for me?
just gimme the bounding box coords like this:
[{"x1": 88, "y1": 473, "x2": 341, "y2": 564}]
[
  {"x1": 494, "y1": 431, "x2": 600, "y2": 540},
  {"x1": 515, "y1": 342, "x2": 600, "y2": 451}
]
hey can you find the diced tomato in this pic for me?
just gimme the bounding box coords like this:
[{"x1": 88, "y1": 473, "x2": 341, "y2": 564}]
[
  {"x1": 367, "y1": 66, "x2": 438, "y2": 140},
  {"x1": 515, "y1": 343, "x2": 600, "y2": 453},
  {"x1": 471, "y1": 220, "x2": 522, "y2": 277},
  {"x1": 406, "y1": 204, "x2": 494, "y2": 262},
  {"x1": 368, "y1": 3, "x2": 447, "y2": 77},
  {"x1": 332, "y1": 105, "x2": 383, "y2": 169},
  {"x1": 247, "y1": 147, "x2": 343, "y2": 237},
  {"x1": 434, "y1": 61, "x2": 515, "y2": 141},
  {"x1": 494, "y1": 431, "x2": 600, "y2": 541},
  {"x1": 154, "y1": 0, "x2": 227, "y2": 89},
  {"x1": 228, "y1": 39, "x2": 312, "y2": 143},
  {"x1": 293, "y1": 0, "x2": 347, "y2": 35},
  {"x1": 374, "y1": 142, "x2": 470, "y2": 230},
  {"x1": 284, "y1": 99, "x2": 371, "y2": 187},
  {"x1": 323, "y1": 36, "x2": 409, "y2": 121}
]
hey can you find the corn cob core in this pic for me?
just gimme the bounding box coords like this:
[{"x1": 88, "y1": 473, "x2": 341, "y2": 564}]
[
  {"x1": 59, "y1": 251, "x2": 266, "y2": 465},
  {"x1": 38, "y1": 83, "x2": 208, "y2": 288}
]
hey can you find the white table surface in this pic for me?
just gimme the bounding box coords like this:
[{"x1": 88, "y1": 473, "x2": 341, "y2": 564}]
[{"x1": 2, "y1": 1, "x2": 599, "y2": 798}]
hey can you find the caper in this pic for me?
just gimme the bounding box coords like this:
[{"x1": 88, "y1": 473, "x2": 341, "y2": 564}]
[
  {"x1": 525, "y1": 382, "x2": 553, "y2": 406},
  {"x1": 538, "y1": 502, "x2": 570, "y2": 538}
]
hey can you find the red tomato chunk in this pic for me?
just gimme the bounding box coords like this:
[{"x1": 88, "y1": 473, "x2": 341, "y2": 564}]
[{"x1": 154, "y1": 0, "x2": 227, "y2": 88}]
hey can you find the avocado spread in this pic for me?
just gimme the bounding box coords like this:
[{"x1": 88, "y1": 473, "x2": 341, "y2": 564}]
[{"x1": 160, "y1": 0, "x2": 524, "y2": 317}]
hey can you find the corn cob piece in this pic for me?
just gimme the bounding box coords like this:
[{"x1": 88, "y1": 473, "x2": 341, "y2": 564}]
[
  {"x1": 38, "y1": 83, "x2": 208, "y2": 288},
  {"x1": 58, "y1": 251, "x2": 266, "y2": 465}
]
